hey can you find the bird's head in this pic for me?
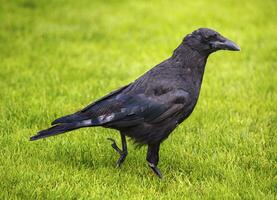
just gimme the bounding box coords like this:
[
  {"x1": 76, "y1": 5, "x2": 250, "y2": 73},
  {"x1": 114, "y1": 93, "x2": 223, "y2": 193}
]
[{"x1": 184, "y1": 28, "x2": 240, "y2": 54}]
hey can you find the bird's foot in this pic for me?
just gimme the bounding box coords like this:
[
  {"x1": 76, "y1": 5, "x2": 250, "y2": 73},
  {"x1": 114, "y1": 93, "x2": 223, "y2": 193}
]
[
  {"x1": 107, "y1": 138, "x2": 127, "y2": 167},
  {"x1": 107, "y1": 138, "x2": 121, "y2": 153},
  {"x1": 116, "y1": 151, "x2": 127, "y2": 168},
  {"x1": 148, "y1": 162, "x2": 163, "y2": 179}
]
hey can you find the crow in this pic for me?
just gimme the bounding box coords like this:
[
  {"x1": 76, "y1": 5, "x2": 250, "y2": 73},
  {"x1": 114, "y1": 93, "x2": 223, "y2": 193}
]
[{"x1": 30, "y1": 28, "x2": 240, "y2": 178}]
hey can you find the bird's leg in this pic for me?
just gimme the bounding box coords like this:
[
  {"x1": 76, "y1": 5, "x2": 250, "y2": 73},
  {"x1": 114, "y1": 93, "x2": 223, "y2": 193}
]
[
  {"x1": 116, "y1": 133, "x2": 128, "y2": 167},
  {"x1": 146, "y1": 143, "x2": 162, "y2": 178},
  {"x1": 107, "y1": 132, "x2": 128, "y2": 167}
]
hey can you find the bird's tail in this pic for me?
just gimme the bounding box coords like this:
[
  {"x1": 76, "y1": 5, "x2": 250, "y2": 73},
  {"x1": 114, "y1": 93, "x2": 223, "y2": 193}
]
[
  {"x1": 51, "y1": 112, "x2": 83, "y2": 125},
  {"x1": 30, "y1": 121, "x2": 92, "y2": 141}
]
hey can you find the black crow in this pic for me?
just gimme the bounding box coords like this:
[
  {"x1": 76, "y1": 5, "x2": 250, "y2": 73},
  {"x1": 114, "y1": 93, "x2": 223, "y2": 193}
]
[{"x1": 30, "y1": 28, "x2": 240, "y2": 178}]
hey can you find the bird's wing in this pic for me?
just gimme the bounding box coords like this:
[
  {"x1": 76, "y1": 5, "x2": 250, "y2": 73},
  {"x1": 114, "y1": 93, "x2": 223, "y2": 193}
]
[
  {"x1": 52, "y1": 86, "x2": 190, "y2": 127},
  {"x1": 89, "y1": 89, "x2": 191, "y2": 127}
]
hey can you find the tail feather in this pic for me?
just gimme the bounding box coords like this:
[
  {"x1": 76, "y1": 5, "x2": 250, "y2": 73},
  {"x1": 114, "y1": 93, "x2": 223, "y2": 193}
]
[
  {"x1": 51, "y1": 112, "x2": 83, "y2": 125},
  {"x1": 31, "y1": 116, "x2": 108, "y2": 142},
  {"x1": 30, "y1": 122, "x2": 82, "y2": 141}
]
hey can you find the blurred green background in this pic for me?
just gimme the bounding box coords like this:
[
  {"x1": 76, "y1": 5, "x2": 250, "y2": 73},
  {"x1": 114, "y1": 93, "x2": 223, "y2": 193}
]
[{"x1": 0, "y1": 0, "x2": 276, "y2": 199}]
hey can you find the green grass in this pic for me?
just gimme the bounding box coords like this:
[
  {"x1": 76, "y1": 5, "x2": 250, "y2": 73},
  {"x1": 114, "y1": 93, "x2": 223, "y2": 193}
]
[{"x1": 0, "y1": 0, "x2": 276, "y2": 199}]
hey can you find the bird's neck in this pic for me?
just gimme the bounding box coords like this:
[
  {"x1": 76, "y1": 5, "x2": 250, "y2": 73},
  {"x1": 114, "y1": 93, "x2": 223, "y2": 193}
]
[{"x1": 171, "y1": 43, "x2": 209, "y2": 80}]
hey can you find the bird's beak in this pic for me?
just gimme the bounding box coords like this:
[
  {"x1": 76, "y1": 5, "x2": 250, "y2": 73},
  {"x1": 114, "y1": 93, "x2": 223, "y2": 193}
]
[{"x1": 211, "y1": 39, "x2": 240, "y2": 51}]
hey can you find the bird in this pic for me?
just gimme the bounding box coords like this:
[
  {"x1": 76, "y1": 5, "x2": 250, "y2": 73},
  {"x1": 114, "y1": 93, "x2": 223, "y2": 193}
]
[{"x1": 30, "y1": 28, "x2": 240, "y2": 178}]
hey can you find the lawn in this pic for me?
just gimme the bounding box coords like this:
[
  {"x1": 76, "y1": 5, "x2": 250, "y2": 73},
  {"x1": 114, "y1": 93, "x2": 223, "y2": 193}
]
[{"x1": 0, "y1": 0, "x2": 276, "y2": 199}]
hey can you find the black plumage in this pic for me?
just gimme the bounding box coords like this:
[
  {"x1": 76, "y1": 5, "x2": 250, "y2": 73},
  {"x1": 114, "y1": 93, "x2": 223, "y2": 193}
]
[{"x1": 30, "y1": 28, "x2": 240, "y2": 178}]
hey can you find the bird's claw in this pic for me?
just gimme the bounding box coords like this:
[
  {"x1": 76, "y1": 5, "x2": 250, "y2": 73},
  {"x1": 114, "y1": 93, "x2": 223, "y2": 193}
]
[
  {"x1": 107, "y1": 137, "x2": 122, "y2": 153},
  {"x1": 116, "y1": 152, "x2": 127, "y2": 168},
  {"x1": 107, "y1": 137, "x2": 116, "y2": 143},
  {"x1": 107, "y1": 137, "x2": 127, "y2": 167},
  {"x1": 148, "y1": 162, "x2": 163, "y2": 179}
]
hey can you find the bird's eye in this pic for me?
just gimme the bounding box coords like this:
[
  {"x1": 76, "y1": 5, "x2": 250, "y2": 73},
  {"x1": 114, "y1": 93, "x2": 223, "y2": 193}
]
[{"x1": 206, "y1": 34, "x2": 217, "y2": 40}]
